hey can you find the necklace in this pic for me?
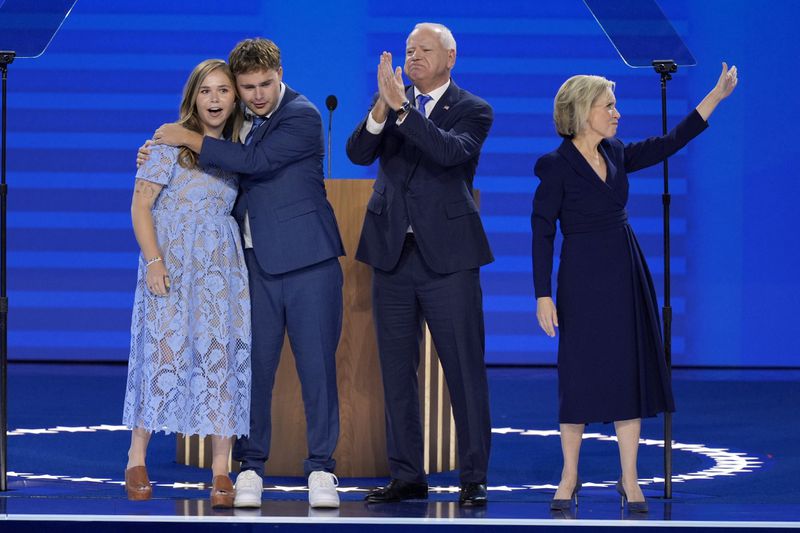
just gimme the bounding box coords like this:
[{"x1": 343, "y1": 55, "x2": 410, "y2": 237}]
[
  {"x1": 572, "y1": 140, "x2": 607, "y2": 181},
  {"x1": 576, "y1": 144, "x2": 601, "y2": 167}
]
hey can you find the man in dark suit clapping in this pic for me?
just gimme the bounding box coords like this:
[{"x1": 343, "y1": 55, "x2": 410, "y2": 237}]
[{"x1": 346, "y1": 22, "x2": 493, "y2": 507}]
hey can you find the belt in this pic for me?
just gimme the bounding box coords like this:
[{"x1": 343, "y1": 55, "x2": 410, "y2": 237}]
[{"x1": 561, "y1": 210, "x2": 628, "y2": 235}]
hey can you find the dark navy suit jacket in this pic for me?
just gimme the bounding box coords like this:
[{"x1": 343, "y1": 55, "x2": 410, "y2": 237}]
[
  {"x1": 199, "y1": 86, "x2": 344, "y2": 275},
  {"x1": 346, "y1": 81, "x2": 494, "y2": 274}
]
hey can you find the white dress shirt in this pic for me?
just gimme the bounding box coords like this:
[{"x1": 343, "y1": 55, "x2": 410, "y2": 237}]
[{"x1": 240, "y1": 82, "x2": 285, "y2": 249}]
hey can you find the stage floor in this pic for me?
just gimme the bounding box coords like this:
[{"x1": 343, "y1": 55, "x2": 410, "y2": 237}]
[{"x1": 2, "y1": 364, "x2": 799, "y2": 531}]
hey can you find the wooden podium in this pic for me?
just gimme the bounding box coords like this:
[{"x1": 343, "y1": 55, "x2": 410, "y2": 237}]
[{"x1": 177, "y1": 179, "x2": 457, "y2": 477}]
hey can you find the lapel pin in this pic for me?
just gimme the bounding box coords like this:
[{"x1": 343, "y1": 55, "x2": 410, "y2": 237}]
[{"x1": 443, "y1": 105, "x2": 450, "y2": 110}]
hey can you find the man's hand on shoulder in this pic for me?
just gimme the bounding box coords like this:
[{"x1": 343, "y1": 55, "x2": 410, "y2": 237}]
[
  {"x1": 136, "y1": 139, "x2": 153, "y2": 168},
  {"x1": 154, "y1": 123, "x2": 203, "y2": 154},
  {"x1": 154, "y1": 123, "x2": 189, "y2": 147}
]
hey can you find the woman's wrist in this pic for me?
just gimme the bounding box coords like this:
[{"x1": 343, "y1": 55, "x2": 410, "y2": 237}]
[{"x1": 145, "y1": 256, "x2": 162, "y2": 267}]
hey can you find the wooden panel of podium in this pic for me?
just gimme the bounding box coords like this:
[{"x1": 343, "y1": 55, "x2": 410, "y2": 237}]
[{"x1": 177, "y1": 179, "x2": 457, "y2": 477}]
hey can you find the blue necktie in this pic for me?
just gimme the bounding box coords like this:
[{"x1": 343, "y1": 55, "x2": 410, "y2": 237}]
[
  {"x1": 416, "y1": 94, "x2": 433, "y2": 116},
  {"x1": 245, "y1": 116, "x2": 268, "y2": 145}
]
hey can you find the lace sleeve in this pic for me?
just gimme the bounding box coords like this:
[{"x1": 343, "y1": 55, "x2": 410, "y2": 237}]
[{"x1": 135, "y1": 144, "x2": 178, "y2": 186}]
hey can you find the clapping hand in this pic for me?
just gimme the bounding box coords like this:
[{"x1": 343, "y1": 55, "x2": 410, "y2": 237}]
[
  {"x1": 377, "y1": 51, "x2": 406, "y2": 111},
  {"x1": 369, "y1": 51, "x2": 406, "y2": 123}
]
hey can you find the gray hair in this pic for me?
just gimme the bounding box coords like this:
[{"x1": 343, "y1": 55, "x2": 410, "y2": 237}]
[
  {"x1": 553, "y1": 75, "x2": 615, "y2": 138},
  {"x1": 411, "y1": 22, "x2": 457, "y2": 51}
]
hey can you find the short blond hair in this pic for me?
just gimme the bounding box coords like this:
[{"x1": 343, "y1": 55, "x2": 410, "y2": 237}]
[
  {"x1": 553, "y1": 75, "x2": 615, "y2": 138},
  {"x1": 228, "y1": 38, "x2": 281, "y2": 76}
]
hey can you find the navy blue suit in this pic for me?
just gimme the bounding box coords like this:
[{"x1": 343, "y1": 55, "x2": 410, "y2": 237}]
[
  {"x1": 346, "y1": 81, "x2": 494, "y2": 484},
  {"x1": 200, "y1": 85, "x2": 345, "y2": 476}
]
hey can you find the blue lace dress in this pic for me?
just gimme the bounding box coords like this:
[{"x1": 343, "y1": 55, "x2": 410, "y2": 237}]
[{"x1": 122, "y1": 144, "x2": 251, "y2": 437}]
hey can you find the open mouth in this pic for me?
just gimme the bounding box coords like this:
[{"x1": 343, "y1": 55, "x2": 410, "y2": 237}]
[{"x1": 208, "y1": 107, "x2": 224, "y2": 118}]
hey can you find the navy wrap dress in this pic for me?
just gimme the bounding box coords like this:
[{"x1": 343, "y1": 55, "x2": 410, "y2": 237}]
[{"x1": 531, "y1": 110, "x2": 708, "y2": 424}]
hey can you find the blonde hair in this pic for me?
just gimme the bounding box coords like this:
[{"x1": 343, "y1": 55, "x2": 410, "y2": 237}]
[
  {"x1": 228, "y1": 38, "x2": 281, "y2": 75},
  {"x1": 553, "y1": 75, "x2": 615, "y2": 138},
  {"x1": 176, "y1": 59, "x2": 242, "y2": 169}
]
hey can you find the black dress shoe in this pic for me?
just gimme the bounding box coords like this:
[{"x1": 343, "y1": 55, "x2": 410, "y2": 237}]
[
  {"x1": 365, "y1": 479, "x2": 428, "y2": 503},
  {"x1": 459, "y1": 482, "x2": 487, "y2": 507}
]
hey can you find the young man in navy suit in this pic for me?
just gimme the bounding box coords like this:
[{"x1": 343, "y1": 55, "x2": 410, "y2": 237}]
[
  {"x1": 152, "y1": 38, "x2": 345, "y2": 509},
  {"x1": 346, "y1": 23, "x2": 494, "y2": 507}
]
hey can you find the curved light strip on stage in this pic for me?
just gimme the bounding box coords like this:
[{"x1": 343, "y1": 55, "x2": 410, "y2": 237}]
[
  {"x1": 492, "y1": 427, "x2": 763, "y2": 490},
  {"x1": 5, "y1": 425, "x2": 762, "y2": 492}
]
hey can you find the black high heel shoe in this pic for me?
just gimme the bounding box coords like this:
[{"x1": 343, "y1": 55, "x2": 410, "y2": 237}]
[
  {"x1": 550, "y1": 479, "x2": 581, "y2": 511},
  {"x1": 615, "y1": 479, "x2": 648, "y2": 513}
]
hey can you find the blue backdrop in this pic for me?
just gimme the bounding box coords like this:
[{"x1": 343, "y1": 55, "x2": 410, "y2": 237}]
[{"x1": 3, "y1": 0, "x2": 798, "y2": 366}]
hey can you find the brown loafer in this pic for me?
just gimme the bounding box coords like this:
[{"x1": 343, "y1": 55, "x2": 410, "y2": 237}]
[
  {"x1": 125, "y1": 466, "x2": 152, "y2": 501},
  {"x1": 211, "y1": 475, "x2": 235, "y2": 509}
]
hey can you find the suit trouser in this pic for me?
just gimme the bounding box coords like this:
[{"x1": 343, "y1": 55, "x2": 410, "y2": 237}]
[
  {"x1": 234, "y1": 251, "x2": 343, "y2": 477},
  {"x1": 372, "y1": 234, "x2": 491, "y2": 484}
]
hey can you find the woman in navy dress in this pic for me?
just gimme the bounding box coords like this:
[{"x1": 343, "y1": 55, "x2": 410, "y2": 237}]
[{"x1": 532, "y1": 63, "x2": 738, "y2": 511}]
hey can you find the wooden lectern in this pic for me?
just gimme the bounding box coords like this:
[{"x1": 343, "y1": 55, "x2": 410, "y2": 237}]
[{"x1": 177, "y1": 179, "x2": 457, "y2": 477}]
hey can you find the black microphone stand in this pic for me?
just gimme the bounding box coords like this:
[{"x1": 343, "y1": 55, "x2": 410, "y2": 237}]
[
  {"x1": 327, "y1": 110, "x2": 333, "y2": 178},
  {"x1": 325, "y1": 95, "x2": 337, "y2": 179},
  {"x1": 0, "y1": 49, "x2": 16, "y2": 493},
  {"x1": 653, "y1": 59, "x2": 677, "y2": 500}
]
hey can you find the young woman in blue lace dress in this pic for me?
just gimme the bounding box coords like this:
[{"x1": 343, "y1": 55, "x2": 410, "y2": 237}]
[{"x1": 122, "y1": 59, "x2": 251, "y2": 508}]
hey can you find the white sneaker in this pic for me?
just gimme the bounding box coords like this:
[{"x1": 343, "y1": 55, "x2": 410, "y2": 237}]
[
  {"x1": 308, "y1": 471, "x2": 340, "y2": 508},
  {"x1": 233, "y1": 470, "x2": 263, "y2": 508}
]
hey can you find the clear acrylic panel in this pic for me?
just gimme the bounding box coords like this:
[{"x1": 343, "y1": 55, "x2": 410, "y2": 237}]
[
  {"x1": 0, "y1": 0, "x2": 77, "y2": 59},
  {"x1": 584, "y1": 0, "x2": 695, "y2": 68}
]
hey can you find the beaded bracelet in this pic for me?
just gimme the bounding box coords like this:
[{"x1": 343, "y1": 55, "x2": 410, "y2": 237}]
[{"x1": 145, "y1": 256, "x2": 163, "y2": 267}]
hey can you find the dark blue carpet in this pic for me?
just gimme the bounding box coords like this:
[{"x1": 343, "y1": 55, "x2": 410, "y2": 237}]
[{"x1": 2, "y1": 363, "x2": 798, "y2": 510}]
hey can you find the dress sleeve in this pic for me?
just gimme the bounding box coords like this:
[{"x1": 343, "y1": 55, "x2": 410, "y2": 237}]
[
  {"x1": 135, "y1": 144, "x2": 177, "y2": 186},
  {"x1": 531, "y1": 154, "x2": 564, "y2": 298},
  {"x1": 623, "y1": 109, "x2": 709, "y2": 173}
]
